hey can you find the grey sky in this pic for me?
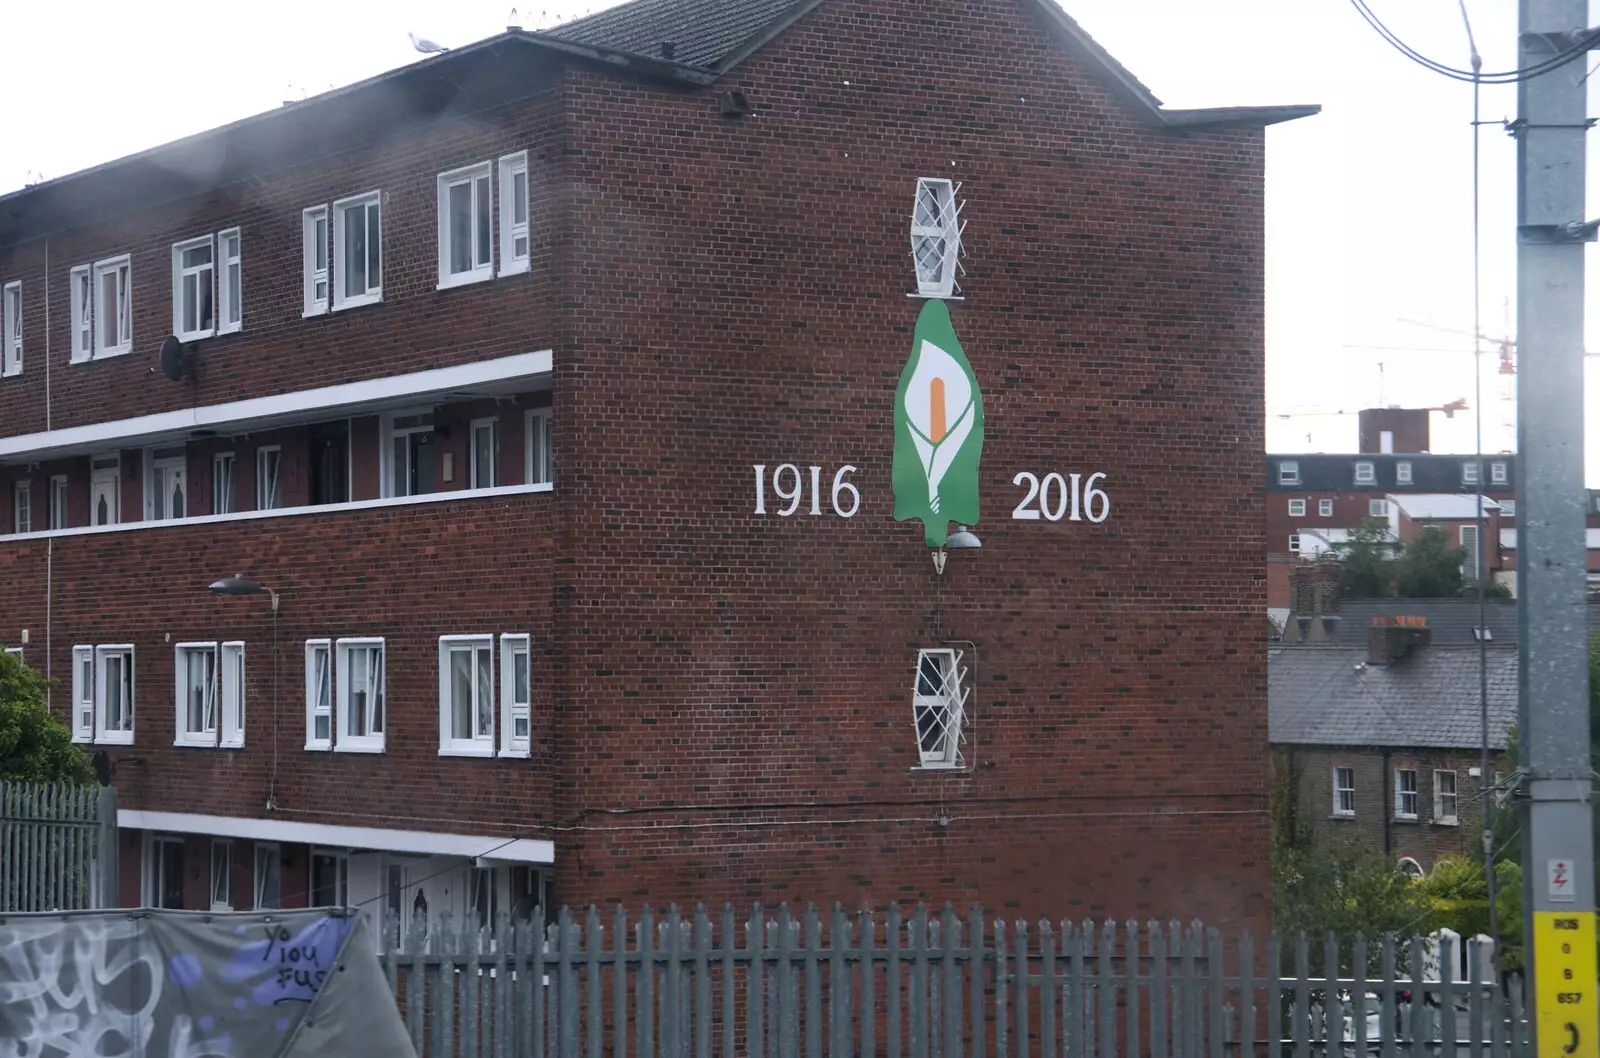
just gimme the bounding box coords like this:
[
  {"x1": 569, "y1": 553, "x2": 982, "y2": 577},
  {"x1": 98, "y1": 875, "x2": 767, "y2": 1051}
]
[{"x1": 4, "y1": 0, "x2": 1595, "y2": 480}]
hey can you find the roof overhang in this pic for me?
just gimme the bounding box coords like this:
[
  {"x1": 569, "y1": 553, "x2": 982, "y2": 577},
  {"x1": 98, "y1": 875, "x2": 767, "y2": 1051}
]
[{"x1": 0, "y1": 349, "x2": 551, "y2": 465}]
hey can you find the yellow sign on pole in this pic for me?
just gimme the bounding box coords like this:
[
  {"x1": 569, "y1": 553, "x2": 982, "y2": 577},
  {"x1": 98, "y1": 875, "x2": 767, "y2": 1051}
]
[{"x1": 1535, "y1": 911, "x2": 1599, "y2": 1058}]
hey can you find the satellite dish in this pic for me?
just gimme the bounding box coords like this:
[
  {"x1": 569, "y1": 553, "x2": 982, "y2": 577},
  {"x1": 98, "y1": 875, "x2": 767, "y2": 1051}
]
[{"x1": 159, "y1": 335, "x2": 190, "y2": 383}]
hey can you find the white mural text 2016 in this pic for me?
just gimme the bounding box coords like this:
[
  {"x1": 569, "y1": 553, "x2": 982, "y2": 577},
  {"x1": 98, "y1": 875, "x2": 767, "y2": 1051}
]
[{"x1": 749, "y1": 464, "x2": 1111, "y2": 523}]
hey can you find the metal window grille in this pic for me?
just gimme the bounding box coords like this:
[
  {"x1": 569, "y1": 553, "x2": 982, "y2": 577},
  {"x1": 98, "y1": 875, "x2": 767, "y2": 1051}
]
[
  {"x1": 910, "y1": 178, "x2": 963, "y2": 297},
  {"x1": 913, "y1": 648, "x2": 968, "y2": 768}
]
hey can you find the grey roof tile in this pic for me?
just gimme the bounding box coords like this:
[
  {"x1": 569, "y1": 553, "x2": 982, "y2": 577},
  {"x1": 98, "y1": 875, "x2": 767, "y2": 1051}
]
[
  {"x1": 1269, "y1": 646, "x2": 1518, "y2": 750},
  {"x1": 544, "y1": 0, "x2": 813, "y2": 69}
]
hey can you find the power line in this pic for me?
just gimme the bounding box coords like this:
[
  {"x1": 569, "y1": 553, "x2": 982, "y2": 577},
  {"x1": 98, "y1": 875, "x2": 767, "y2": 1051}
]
[{"x1": 1350, "y1": 0, "x2": 1600, "y2": 84}]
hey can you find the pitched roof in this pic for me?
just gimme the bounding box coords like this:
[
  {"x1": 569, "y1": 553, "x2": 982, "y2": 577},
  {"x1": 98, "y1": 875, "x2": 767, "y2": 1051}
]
[
  {"x1": 544, "y1": 0, "x2": 819, "y2": 71},
  {"x1": 1269, "y1": 646, "x2": 1518, "y2": 750}
]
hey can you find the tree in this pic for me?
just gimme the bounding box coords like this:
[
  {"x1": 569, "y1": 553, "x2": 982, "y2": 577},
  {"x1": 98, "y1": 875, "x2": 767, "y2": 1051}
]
[
  {"x1": 1333, "y1": 518, "x2": 1400, "y2": 598},
  {"x1": 1417, "y1": 855, "x2": 1524, "y2": 974},
  {"x1": 1394, "y1": 525, "x2": 1466, "y2": 599},
  {"x1": 0, "y1": 651, "x2": 93, "y2": 784}
]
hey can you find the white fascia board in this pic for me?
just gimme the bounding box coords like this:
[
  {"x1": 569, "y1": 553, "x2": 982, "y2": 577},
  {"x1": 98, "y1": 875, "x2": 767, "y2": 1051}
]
[
  {"x1": 0, "y1": 350, "x2": 552, "y2": 462},
  {"x1": 119, "y1": 808, "x2": 554, "y2": 864}
]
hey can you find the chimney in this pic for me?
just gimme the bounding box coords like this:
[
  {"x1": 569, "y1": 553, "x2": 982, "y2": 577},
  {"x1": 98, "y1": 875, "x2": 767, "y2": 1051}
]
[
  {"x1": 1368, "y1": 615, "x2": 1430, "y2": 665},
  {"x1": 1289, "y1": 561, "x2": 1342, "y2": 618}
]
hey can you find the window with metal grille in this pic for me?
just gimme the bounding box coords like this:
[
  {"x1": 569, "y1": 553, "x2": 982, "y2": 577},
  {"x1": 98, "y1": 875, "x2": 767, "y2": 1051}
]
[
  {"x1": 910, "y1": 178, "x2": 962, "y2": 298},
  {"x1": 912, "y1": 648, "x2": 969, "y2": 768}
]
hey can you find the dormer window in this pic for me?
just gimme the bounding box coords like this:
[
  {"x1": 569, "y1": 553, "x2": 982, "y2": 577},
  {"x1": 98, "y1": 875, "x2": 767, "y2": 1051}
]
[
  {"x1": 1491, "y1": 461, "x2": 1507, "y2": 484},
  {"x1": 1354, "y1": 461, "x2": 1375, "y2": 485},
  {"x1": 1463, "y1": 461, "x2": 1481, "y2": 485},
  {"x1": 1278, "y1": 460, "x2": 1300, "y2": 486},
  {"x1": 1396, "y1": 461, "x2": 1413, "y2": 484}
]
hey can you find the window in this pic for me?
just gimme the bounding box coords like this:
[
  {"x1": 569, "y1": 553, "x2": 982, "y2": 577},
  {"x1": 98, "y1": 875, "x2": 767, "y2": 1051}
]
[
  {"x1": 48, "y1": 475, "x2": 67, "y2": 530},
  {"x1": 1398, "y1": 857, "x2": 1424, "y2": 879},
  {"x1": 211, "y1": 840, "x2": 234, "y2": 911},
  {"x1": 499, "y1": 151, "x2": 530, "y2": 276},
  {"x1": 501, "y1": 634, "x2": 531, "y2": 757},
  {"x1": 146, "y1": 447, "x2": 187, "y2": 521},
  {"x1": 1287, "y1": 498, "x2": 1306, "y2": 517},
  {"x1": 73, "y1": 645, "x2": 135, "y2": 746},
  {"x1": 336, "y1": 638, "x2": 385, "y2": 752},
  {"x1": 174, "y1": 643, "x2": 218, "y2": 746},
  {"x1": 470, "y1": 867, "x2": 499, "y2": 932},
  {"x1": 1318, "y1": 498, "x2": 1333, "y2": 517},
  {"x1": 1491, "y1": 461, "x2": 1507, "y2": 484},
  {"x1": 220, "y1": 642, "x2": 245, "y2": 748},
  {"x1": 1369, "y1": 499, "x2": 1387, "y2": 517},
  {"x1": 1278, "y1": 461, "x2": 1300, "y2": 486},
  {"x1": 218, "y1": 228, "x2": 242, "y2": 334},
  {"x1": 12, "y1": 480, "x2": 29, "y2": 534},
  {"x1": 1354, "y1": 460, "x2": 1376, "y2": 485},
  {"x1": 1494, "y1": 771, "x2": 1510, "y2": 806},
  {"x1": 310, "y1": 422, "x2": 349, "y2": 506},
  {"x1": 1395, "y1": 768, "x2": 1418, "y2": 820},
  {"x1": 1333, "y1": 766, "x2": 1355, "y2": 817},
  {"x1": 256, "y1": 446, "x2": 282, "y2": 510},
  {"x1": 91, "y1": 454, "x2": 119, "y2": 526},
  {"x1": 253, "y1": 843, "x2": 282, "y2": 909},
  {"x1": 471, "y1": 418, "x2": 498, "y2": 489},
  {"x1": 146, "y1": 835, "x2": 185, "y2": 909},
  {"x1": 69, "y1": 265, "x2": 92, "y2": 362},
  {"x1": 387, "y1": 412, "x2": 436, "y2": 497},
  {"x1": 213, "y1": 452, "x2": 235, "y2": 514},
  {"x1": 311, "y1": 849, "x2": 349, "y2": 907},
  {"x1": 1498, "y1": 498, "x2": 1516, "y2": 517},
  {"x1": 305, "y1": 640, "x2": 333, "y2": 750},
  {"x1": 171, "y1": 235, "x2": 215, "y2": 340},
  {"x1": 912, "y1": 647, "x2": 968, "y2": 768},
  {"x1": 1288, "y1": 533, "x2": 1301, "y2": 553},
  {"x1": 92, "y1": 255, "x2": 132, "y2": 358},
  {"x1": 526, "y1": 408, "x2": 551, "y2": 485},
  {"x1": 437, "y1": 162, "x2": 494, "y2": 288},
  {"x1": 1434, "y1": 769, "x2": 1458, "y2": 824},
  {"x1": 910, "y1": 178, "x2": 961, "y2": 298},
  {"x1": 333, "y1": 191, "x2": 382, "y2": 310},
  {"x1": 1460, "y1": 524, "x2": 1481, "y2": 582},
  {"x1": 1, "y1": 280, "x2": 20, "y2": 377},
  {"x1": 439, "y1": 636, "x2": 495, "y2": 755},
  {"x1": 302, "y1": 206, "x2": 329, "y2": 316},
  {"x1": 1396, "y1": 461, "x2": 1413, "y2": 484},
  {"x1": 1462, "y1": 461, "x2": 1481, "y2": 485}
]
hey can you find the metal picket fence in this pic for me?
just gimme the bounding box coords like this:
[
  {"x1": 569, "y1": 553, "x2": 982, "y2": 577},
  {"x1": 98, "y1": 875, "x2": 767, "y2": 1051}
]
[
  {"x1": 380, "y1": 904, "x2": 1532, "y2": 1058},
  {"x1": 0, "y1": 782, "x2": 118, "y2": 912}
]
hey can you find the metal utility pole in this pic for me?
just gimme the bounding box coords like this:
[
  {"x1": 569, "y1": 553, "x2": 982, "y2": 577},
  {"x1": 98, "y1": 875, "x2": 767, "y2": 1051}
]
[{"x1": 1518, "y1": 1, "x2": 1597, "y2": 1053}]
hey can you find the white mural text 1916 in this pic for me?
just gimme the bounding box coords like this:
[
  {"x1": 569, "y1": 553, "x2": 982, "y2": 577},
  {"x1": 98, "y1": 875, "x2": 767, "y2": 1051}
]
[
  {"x1": 753, "y1": 464, "x2": 861, "y2": 518},
  {"x1": 1011, "y1": 471, "x2": 1110, "y2": 523}
]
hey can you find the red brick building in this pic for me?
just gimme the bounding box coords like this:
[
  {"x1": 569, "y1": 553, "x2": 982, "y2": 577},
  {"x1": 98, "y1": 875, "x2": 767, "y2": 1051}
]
[{"x1": 0, "y1": 0, "x2": 1313, "y2": 935}]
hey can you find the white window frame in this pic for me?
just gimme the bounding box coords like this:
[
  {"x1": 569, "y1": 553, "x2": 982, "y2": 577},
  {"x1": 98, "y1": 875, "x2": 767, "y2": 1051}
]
[
  {"x1": 335, "y1": 637, "x2": 386, "y2": 753},
  {"x1": 69, "y1": 265, "x2": 92, "y2": 363},
  {"x1": 498, "y1": 151, "x2": 530, "y2": 276},
  {"x1": 1, "y1": 279, "x2": 20, "y2": 377},
  {"x1": 437, "y1": 162, "x2": 495, "y2": 289},
  {"x1": 1287, "y1": 498, "x2": 1305, "y2": 517},
  {"x1": 1333, "y1": 766, "x2": 1355, "y2": 817},
  {"x1": 144, "y1": 834, "x2": 185, "y2": 909},
  {"x1": 145, "y1": 447, "x2": 188, "y2": 522},
  {"x1": 1354, "y1": 460, "x2": 1376, "y2": 485},
  {"x1": 1369, "y1": 499, "x2": 1388, "y2": 518},
  {"x1": 470, "y1": 417, "x2": 499, "y2": 490},
  {"x1": 220, "y1": 641, "x2": 245, "y2": 748},
  {"x1": 211, "y1": 839, "x2": 234, "y2": 911},
  {"x1": 95, "y1": 644, "x2": 135, "y2": 746},
  {"x1": 384, "y1": 410, "x2": 436, "y2": 498},
  {"x1": 310, "y1": 848, "x2": 350, "y2": 907},
  {"x1": 332, "y1": 190, "x2": 383, "y2": 310},
  {"x1": 1318, "y1": 498, "x2": 1334, "y2": 517},
  {"x1": 439, "y1": 635, "x2": 496, "y2": 757},
  {"x1": 1398, "y1": 857, "x2": 1424, "y2": 879},
  {"x1": 1491, "y1": 461, "x2": 1507, "y2": 484},
  {"x1": 49, "y1": 474, "x2": 68, "y2": 530},
  {"x1": 1288, "y1": 533, "x2": 1301, "y2": 553},
  {"x1": 305, "y1": 640, "x2": 333, "y2": 750},
  {"x1": 1396, "y1": 460, "x2": 1413, "y2": 484},
  {"x1": 171, "y1": 234, "x2": 216, "y2": 341},
  {"x1": 213, "y1": 452, "x2": 236, "y2": 515},
  {"x1": 13, "y1": 479, "x2": 30, "y2": 534},
  {"x1": 1394, "y1": 767, "x2": 1418, "y2": 820},
  {"x1": 92, "y1": 254, "x2": 133, "y2": 359},
  {"x1": 90, "y1": 454, "x2": 119, "y2": 526},
  {"x1": 1462, "y1": 461, "x2": 1482, "y2": 485},
  {"x1": 1278, "y1": 461, "x2": 1300, "y2": 486},
  {"x1": 174, "y1": 641, "x2": 219, "y2": 747},
  {"x1": 526, "y1": 408, "x2": 551, "y2": 486},
  {"x1": 218, "y1": 228, "x2": 243, "y2": 334},
  {"x1": 256, "y1": 446, "x2": 282, "y2": 510},
  {"x1": 912, "y1": 647, "x2": 969, "y2": 769},
  {"x1": 1461, "y1": 524, "x2": 1481, "y2": 581},
  {"x1": 71, "y1": 645, "x2": 94, "y2": 743},
  {"x1": 500, "y1": 633, "x2": 531, "y2": 758},
  {"x1": 302, "y1": 206, "x2": 330, "y2": 317},
  {"x1": 910, "y1": 177, "x2": 962, "y2": 298},
  {"x1": 253, "y1": 842, "x2": 282, "y2": 909},
  {"x1": 1433, "y1": 769, "x2": 1458, "y2": 824}
]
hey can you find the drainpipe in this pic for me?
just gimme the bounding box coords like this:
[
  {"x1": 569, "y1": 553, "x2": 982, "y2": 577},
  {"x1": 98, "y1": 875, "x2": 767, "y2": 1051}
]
[{"x1": 1382, "y1": 747, "x2": 1392, "y2": 856}]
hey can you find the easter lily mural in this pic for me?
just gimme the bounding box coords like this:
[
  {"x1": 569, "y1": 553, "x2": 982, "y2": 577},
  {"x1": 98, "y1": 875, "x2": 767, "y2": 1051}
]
[{"x1": 892, "y1": 300, "x2": 984, "y2": 547}]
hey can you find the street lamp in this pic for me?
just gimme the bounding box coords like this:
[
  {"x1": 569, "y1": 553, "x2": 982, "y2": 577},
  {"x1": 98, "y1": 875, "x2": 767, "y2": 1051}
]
[
  {"x1": 209, "y1": 573, "x2": 281, "y2": 810},
  {"x1": 931, "y1": 525, "x2": 981, "y2": 575}
]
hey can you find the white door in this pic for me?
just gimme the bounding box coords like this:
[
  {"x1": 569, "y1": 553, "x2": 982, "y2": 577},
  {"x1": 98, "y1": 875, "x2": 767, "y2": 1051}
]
[
  {"x1": 150, "y1": 458, "x2": 187, "y2": 521},
  {"x1": 91, "y1": 464, "x2": 119, "y2": 526}
]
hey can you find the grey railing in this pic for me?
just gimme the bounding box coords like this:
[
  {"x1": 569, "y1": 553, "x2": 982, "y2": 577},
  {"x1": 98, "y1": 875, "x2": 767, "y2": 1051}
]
[
  {"x1": 380, "y1": 905, "x2": 1531, "y2": 1058},
  {"x1": 0, "y1": 781, "x2": 118, "y2": 912}
]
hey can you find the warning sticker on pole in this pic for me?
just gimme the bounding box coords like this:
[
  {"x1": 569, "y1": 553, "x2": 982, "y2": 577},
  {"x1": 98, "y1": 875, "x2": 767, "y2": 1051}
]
[
  {"x1": 1534, "y1": 911, "x2": 1598, "y2": 1058},
  {"x1": 1551, "y1": 859, "x2": 1578, "y2": 903}
]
